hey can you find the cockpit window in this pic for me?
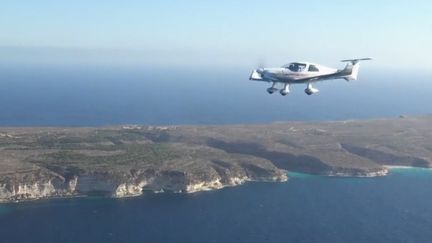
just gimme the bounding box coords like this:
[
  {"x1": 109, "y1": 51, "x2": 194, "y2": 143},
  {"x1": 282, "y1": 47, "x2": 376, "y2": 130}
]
[
  {"x1": 308, "y1": 65, "x2": 319, "y2": 72},
  {"x1": 287, "y1": 63, "x2": 307, "y2": 72}
]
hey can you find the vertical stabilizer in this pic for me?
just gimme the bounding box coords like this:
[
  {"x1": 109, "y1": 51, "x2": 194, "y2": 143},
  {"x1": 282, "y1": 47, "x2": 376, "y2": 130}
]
[
  {"x1": 340, "y1": 58, "x2": 372, "y2": 81},
  {"x1": 343, "y1": 63, "x2": 360, "y2": 81}
]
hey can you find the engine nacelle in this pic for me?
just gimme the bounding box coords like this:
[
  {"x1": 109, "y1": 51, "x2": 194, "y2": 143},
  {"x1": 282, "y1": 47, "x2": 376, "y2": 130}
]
[{"x1": 305, "y1": 87, "x2": 319, "y2": 95}]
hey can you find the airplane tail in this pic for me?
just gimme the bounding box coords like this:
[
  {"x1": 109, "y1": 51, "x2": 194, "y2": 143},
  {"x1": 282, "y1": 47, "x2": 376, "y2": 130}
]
[{"x1": 340, "y1": 58, "x2": 372, "y2": 81}]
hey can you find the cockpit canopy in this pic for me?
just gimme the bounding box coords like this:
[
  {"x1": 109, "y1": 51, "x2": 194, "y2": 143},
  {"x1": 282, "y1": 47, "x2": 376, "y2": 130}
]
[
  {"x1": 285, "y1": 63, "x2": 307, "y2": 72},
  {"x1": 283, "y1": 62, "x2": 320, "y2": 72}
]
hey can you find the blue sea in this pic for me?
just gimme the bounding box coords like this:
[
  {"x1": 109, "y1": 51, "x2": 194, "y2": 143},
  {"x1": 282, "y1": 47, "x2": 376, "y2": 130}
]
[
  {"x1": 0, "y1": 65, "x2": 430, "y2": 126},
  {"x1": 0, "y1": 65, "x2": 431, "y2": 242},
  {"x1": 1, "y1": 169, "x2": 432, "y2": 243}
]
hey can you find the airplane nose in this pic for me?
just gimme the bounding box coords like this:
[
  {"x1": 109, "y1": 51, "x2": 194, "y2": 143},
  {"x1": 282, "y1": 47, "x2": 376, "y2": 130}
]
[{"x1": 250, "y1": 69, "x2": 264, "y2": 80}]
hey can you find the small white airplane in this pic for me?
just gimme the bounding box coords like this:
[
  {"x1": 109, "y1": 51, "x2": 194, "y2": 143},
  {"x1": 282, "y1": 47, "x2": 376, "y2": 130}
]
[{"x1": 249, "y1": 58, "x2": 372, "y2": 95}]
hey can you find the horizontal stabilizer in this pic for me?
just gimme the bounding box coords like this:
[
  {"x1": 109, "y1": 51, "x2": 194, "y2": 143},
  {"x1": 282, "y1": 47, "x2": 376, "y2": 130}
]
[{"x1": 341, "y1": 57, "x2": 373, "y2": 65}]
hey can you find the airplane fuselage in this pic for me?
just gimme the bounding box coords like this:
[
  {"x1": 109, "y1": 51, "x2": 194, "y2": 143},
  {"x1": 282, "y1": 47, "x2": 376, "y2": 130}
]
[
  {"x1": 251, "y1": 63, "x2": 344, "y2": 83},
  {"x1": 249, "y1": 59, "x2": 371, "y2": 96},
  {"x1": 260, "y1": 68, "x2": 337, "y2": 83}
]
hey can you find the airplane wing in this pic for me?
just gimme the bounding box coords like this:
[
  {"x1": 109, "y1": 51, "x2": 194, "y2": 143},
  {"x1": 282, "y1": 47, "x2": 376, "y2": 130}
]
[{"x1": 295, "y1": 71, "x2": 348, "y2": 83}]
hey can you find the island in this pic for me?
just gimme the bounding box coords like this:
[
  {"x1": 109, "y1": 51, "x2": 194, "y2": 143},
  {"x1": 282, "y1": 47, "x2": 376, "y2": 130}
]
[{"x1": 0, "y1": 116, "x2": 431, "y2": 203}]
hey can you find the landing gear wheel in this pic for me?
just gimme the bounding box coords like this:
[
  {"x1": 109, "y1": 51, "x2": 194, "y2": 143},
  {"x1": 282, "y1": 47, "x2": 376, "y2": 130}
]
[
  {"x1": 280, "y1": 90, "x2": 289, "y2": 96},
  {"x1": 267, "y1": 87, "x2": 277, "y2": 94},
  {"x1": 280, "y1": 84, "x2": 290, "y2": 96}
]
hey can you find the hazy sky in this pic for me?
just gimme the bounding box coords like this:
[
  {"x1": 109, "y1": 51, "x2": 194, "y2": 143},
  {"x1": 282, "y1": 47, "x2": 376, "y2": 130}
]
[{"x1": 1, "y1": 0, "x2": 431, "y2": 70}]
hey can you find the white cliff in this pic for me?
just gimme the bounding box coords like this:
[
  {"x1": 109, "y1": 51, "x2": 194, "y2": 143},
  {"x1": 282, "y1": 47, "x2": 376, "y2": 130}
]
[
  {"x1": 113, "y1": 181, "x2": 148, "y2": 198},
  {"x1": 0, "y1": 178, "x2": 76, "y2": 202},
  {"x1": 185, "y1": 178, "x2": 224, "y2": 193}
]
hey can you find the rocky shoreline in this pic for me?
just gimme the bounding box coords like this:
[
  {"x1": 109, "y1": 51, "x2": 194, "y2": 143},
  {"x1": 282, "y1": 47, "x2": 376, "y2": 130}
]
[
  {"x1": 0, "y1": 172, "x2": 288, "y2": 203},
  {"x1": 0, "y1": 116, "x2": 431, "y2": 203}
]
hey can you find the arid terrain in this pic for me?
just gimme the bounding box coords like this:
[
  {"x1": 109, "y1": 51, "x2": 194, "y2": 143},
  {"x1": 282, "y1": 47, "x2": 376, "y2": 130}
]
[{"x1": 1, "y1": 116, "x2": 431, "y2": 202}]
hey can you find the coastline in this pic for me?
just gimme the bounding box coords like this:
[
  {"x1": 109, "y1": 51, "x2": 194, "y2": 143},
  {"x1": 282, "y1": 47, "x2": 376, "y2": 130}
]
[
  {"x1": 2, "y1": 167, "x2": 432, "y2": 204},
  {"x1": 0, "y1": 116, "x2": 431, "y2": 203},
  {"x1": 384, "y1": 165, "x2": 417, "y2": 169},
  {"x1": 384, "y1": 165, "x2": 432, "y2": 170}
]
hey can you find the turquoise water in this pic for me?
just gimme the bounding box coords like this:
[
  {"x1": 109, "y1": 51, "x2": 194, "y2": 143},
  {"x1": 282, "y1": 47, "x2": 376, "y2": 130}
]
[
  {"x1": 1, "y1": 168, "x2": 432, "y2": 243},
  {"x1": 287, "y1": 171, "x2": 318, "y2": 179},
  {"x1": 389, "y1": 167, "x2": 432, "y2": 176}
]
